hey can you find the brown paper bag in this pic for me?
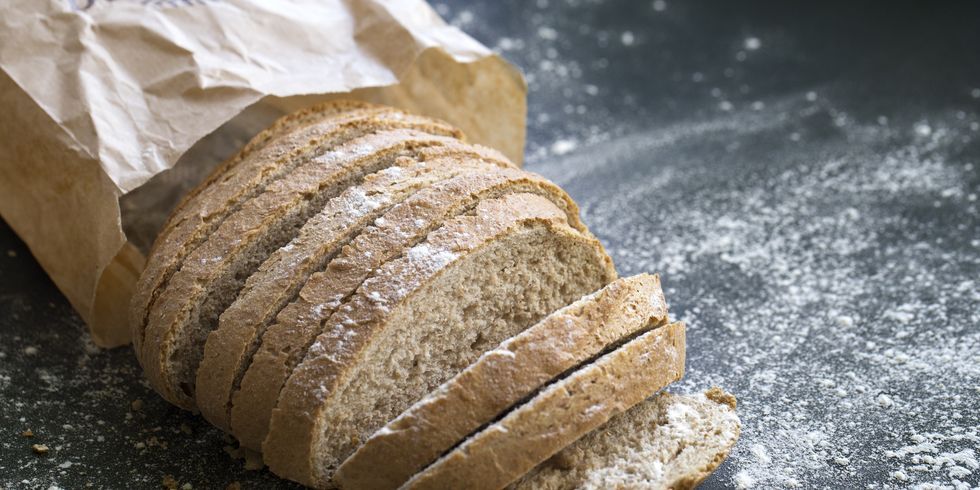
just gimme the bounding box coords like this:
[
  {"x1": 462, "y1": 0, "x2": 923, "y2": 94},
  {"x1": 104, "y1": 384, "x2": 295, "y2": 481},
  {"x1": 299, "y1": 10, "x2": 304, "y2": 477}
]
[{"x1": 0, "y1": 0, "x2": 526, "y2": 347}]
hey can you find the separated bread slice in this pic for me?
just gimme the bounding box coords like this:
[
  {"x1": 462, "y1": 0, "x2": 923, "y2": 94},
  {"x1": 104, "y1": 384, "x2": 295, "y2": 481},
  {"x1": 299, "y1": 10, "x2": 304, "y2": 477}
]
[
  {"x1": 335, "y1": 274, "x2": 669, "y2": 490},
  {"x1": 511, "y1": 388, "x2": 741, "y2": 490},
  {"x1": 131, "y1": 107, "x2": 462, "y2": 362},
  {"x1": 263, "y1": 193, "x2": 617, "y2": 487},
  {"x1": 140, "y1": 129, "x2": 469, "y2": 409},
  {"x1": 169, "y1": 101, "x2": 377, "y2": 221},
  {"x1": 403, "y1": 322, "x2": 686, "y2": 490},
  {"x1": 230, "y1": 166, "x2": 591, "y2": 450},
  {"x1": 196, "y1": 148, "x2": 510, "y2": 432}
]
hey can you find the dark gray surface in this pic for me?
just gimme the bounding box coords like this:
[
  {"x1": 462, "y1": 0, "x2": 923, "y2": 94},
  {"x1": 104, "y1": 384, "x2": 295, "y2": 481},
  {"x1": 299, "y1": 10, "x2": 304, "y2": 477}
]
[{"x1": 2, "y1": 1, "x2": 979, "y2": 488}]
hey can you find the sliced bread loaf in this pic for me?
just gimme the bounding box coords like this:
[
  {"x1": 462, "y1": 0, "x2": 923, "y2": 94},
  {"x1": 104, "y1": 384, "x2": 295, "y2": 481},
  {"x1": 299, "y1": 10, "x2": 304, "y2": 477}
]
[
  {"x1": 230, "y1": 165, "x2": 590, "y2": 450},
  {"x1": 510, "y1": 388, "x2": 741, "y2": 490},
  {"x1": 140, "y1": 129, "x2": 469, "y2": 408},
  {"x1": 196, "y1": 149, "x2": 507, "y2": 431},
  {"x1": 132, "y1": 107, "x2": 461, "y2": 363},
  {"x1": 403, "y1": 321, "x2": 686, "y2": 490},
  {"x1": 263, "y1": 193, "x2": 616, "y2": 487},
  {"x1": 335, "y1": 274, "x2": 669, "y2": 490}
]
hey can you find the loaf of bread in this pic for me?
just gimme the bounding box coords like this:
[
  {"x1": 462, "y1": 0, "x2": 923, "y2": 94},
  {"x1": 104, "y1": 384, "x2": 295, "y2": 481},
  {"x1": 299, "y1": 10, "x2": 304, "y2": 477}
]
[{"x1": 130, "y1": 101, "x2": 739, "y2": 489}]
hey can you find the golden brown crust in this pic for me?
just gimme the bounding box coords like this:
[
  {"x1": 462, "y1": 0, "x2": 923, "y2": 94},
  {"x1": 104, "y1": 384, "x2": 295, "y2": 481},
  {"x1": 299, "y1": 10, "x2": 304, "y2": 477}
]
[
  {"x1": 140, "y1": 129, "x2": 467, "y2": 409},
  {"x1": 131, "y1": 108, "x2": 461, "y2": 365},
  {"x1": 404, "y1": 322, "x2": 686, "y2": 490},
  {"x1": 229, "y1": 165, "x2": 589, "y2": 450},
  {"x1": 262, "y1": 194, "x2": 588, "y2": 486},
  {"x1": 197, "y1": 150, "x2": 508, "y2": 432},
  {"x1": 334, "y1": 274, "x2": 668, "y2": 490}
]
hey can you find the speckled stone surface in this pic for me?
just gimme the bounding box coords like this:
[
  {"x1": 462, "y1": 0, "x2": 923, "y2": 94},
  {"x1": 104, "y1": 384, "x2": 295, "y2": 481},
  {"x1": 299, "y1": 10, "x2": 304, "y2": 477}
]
[{"x1": 2, "y1": 1, "x2": 979, "y2": 488}]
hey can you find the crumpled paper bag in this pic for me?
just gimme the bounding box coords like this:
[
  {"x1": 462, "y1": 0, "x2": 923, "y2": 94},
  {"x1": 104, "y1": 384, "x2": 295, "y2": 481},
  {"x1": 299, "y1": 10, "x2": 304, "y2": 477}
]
[{"x1": 0, "y1": 0, "x2": 526, "y2": 347}]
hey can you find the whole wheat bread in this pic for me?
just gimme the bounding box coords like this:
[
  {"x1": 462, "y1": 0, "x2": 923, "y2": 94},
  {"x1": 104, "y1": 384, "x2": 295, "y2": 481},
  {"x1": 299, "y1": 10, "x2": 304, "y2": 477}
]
[
  {"x1": 335, "y1": 274, "x2": 669, "y2": 490},
  {"x1": 263, "y1": 193, "x2": 616, "y2": 487},
  {"x1": 403, "y1": 322, "x2": 686, "y2": 490},
  {"x1": 510, "y1": 388, "x2": 741, "y2": 490},
  {"x1": 230, "y1": 165, "x2": 590, "y2": 450},
  {"x1": 132, "y1": 106, "x2": 461, "y2": 365},
  {"x1": 140, "y1": 129, "x2": 468, "y2": 408},
  {"x1": 196, "y1": 149, "x2": 507, "y2": 431}
]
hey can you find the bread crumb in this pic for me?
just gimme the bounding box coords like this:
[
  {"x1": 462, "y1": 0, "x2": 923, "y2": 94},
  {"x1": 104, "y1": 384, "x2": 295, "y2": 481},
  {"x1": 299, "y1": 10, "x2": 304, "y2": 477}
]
[
  {"x1": 179, "y1": 423, "x2": 192, "y2": 435},
  {"x1": 705, "y1": 386, "x2": 737, "y2": 409},
  {"x1": 23, "y1": 346, "x2": 38, "y2": 356},
  {"x1": 31, "y1": 443, "x2": 49, "y2": 455},
  {"x1": 21, "y1": 429, "x2": 34, "y2": 438},
  {"x1": 162, "y1": 474, "x2": 178, "y2": 489},
  {"x1": 131, "y1": 399, "x2": 144, "y2": 411},
  {"x1": 6, "y1": 249, "x2": 16, "y2": 258}
]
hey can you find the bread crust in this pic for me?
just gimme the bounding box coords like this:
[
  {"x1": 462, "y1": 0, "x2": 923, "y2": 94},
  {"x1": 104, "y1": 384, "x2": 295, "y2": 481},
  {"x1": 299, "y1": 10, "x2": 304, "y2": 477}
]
[
  {"x1": 335, "y1": 274, "x2": 668, "y2": 490},
  {"x1": 229, "y1": 165, "x2": 590, "y2": 450},
  {"x1": 263, "y1": 194, "x2": 614, "y2": 486},
  {"x1": 404, "y1": 322, "x2": 686, "y2": 490},
  {"x1": 197, "y1": 149, "x2": 508, "y2": 432},
  {"x1": 132, "y1": 108, "x2": 461, "y2": 363},
  {"x1": 141, "y1": 129, "x2": 468, "y2": 408}
]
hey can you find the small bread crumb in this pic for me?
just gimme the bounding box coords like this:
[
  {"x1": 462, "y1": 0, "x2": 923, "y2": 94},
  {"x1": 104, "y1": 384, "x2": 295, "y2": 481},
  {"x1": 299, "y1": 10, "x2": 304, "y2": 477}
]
[
  {"x1": 162, "y1": 474, "x2": 178, "y2": 489},
  {"x1": 21, "y1": 429, "x2": 34, "y2": 438},
  {"x1": 131, "y1": 399, "x2": 144, "y2": 411},
  {"x1": 31, "y1": 443, "x2": 49, "y2": 455},
  {"x1": 705, "y1": 386, "x2": 738, "y2": 409},
  {"x1": 179, "y1": 423, "x2": 192, "y2": 435}
]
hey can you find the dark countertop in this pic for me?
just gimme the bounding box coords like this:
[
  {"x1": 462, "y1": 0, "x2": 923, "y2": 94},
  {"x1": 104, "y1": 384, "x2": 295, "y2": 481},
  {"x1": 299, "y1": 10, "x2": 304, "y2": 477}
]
[{"x1": 2, "y1": 1, "x2": 979, "y2": 488}]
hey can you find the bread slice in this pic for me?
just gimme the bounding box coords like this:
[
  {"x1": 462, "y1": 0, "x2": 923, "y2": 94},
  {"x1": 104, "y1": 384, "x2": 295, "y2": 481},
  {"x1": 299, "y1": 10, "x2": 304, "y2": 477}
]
[
  {"x1": 403, "y1": 322, "x2": 686, "y2": 490},
  {"x1": 263, "y1": 193, "x2": 617, "y2": 487},
  {"x1": 131, "y1": 107, "x2": 461, "y2": 364},
  {"x1": 230, "y1": 167, "x2": 592, "y2": 450},
  {"x1": 196, "y1": 148, "x2": 508, "y2": 432},
  {"x1": 335, "y1": 274, "x2": 669, "y2": 489},
  {"x1": 169, "y1": 101, "x2": 377, "y2": 221},
  {"x1": 510, "y1": 388, "x2": 741, "y2": 490},
  {"x1": 140, "y1": 129, "x2": 471, "y2": 409}
]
